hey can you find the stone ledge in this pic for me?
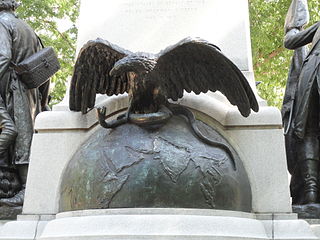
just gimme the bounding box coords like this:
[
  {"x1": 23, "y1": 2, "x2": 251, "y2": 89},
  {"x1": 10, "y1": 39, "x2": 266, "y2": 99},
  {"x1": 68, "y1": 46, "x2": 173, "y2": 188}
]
[
  {"x1": 56, "y1": 208, "x2": 256, "y2": 219},
  {"x1": 0, "y1": 209, "x2": 315, "y2": 240},
  {"x1": 41, "y1": 210, "x2": 269, "y2": 240},
  {"x1": 0, "y1": 210, "x2": 316, "y2": 240},
  {"x1": 35, "y1": 93, "x2": 281, "y2": 131}
]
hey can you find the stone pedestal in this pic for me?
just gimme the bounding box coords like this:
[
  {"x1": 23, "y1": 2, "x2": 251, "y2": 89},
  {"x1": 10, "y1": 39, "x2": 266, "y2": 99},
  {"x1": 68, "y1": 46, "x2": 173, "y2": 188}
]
[
  {"x1": 0, "y1": 0, "x2": 314, "y2": 239},
  {"x1": 20, "y1": 0, "x2": 293, "y2": 216},
  {"x1": 76, "y1": 0, "x2": 253, "y2": 71},
  {"x1": 19, "y1": 93, "x2": 291, "y2": 215},
  {"x1": 0, "y1": 209, "x2": 317, "y2": 240}
]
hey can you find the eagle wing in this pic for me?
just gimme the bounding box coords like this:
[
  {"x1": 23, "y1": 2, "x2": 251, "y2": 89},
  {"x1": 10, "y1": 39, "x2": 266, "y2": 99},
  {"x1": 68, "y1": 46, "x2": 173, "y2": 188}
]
[
  {"x1": 153, "y1": 37, "x2": 259, "y2": 117},
  {"x1": 69, "y1": 38, "x2": 132, "y2": 113}
]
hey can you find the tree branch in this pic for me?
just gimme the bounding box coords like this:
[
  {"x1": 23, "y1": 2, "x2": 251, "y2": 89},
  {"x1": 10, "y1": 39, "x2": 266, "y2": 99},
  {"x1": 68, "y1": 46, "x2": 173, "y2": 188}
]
[
  {"x1": 43, "y1": 20, "x2": 76, "y2": 51},
  {"x1": 254, "y1": 47, "x2": 284, "y2": 69}
]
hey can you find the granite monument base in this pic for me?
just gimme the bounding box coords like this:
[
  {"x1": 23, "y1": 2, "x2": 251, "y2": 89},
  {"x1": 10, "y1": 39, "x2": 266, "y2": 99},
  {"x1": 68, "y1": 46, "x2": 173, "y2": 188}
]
[
  {"x1": 0, "y1": 93, "x2": 313, "y2": 239},
  {"x1": 22, "y1": 92, "x2": 292, "y2": 215},
  {"x1": 0, "y1": 209, "x2": 317, "y2": 240},
  {"x1": 0, "y1": 209, "x2": 318, "y2": 240}
]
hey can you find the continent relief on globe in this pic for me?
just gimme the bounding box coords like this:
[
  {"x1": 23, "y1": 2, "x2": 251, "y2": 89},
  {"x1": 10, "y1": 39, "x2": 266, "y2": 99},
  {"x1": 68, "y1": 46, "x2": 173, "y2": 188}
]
[{"x1": 60, "y1": 112, "x2": 251, "y2": 212}]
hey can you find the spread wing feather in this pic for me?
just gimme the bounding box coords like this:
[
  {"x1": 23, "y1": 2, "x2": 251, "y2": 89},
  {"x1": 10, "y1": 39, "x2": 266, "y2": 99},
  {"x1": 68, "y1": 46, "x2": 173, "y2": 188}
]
[
  {"x1": 153, "y1": 37, "x2": 259, "y2": 117},
  {"x1": 69, "y1": 38, "x2": 132, "y2": 113}
]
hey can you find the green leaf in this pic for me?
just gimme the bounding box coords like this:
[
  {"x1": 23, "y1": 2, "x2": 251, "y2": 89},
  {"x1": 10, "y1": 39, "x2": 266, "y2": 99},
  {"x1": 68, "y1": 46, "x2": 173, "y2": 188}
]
[{"x1": 17, "y1": 0, "x2": 79, "y2": 106}]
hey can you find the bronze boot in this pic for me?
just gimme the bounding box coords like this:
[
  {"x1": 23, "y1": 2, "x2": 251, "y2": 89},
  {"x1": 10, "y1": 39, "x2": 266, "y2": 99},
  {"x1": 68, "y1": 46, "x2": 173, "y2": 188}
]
[
  {"x1": 0, "y1": 165, "x2": 28, "y2": 207},
  {"x1": 301, "y1": 159, "x2": 319, "y2": 204},
  {"x1": 0, "y1": 188, "x2": 25, "y2": 207}
]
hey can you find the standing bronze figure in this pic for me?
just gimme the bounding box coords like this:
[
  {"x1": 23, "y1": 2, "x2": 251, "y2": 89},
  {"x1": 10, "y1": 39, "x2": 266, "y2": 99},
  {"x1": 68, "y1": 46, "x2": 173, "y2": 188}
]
[
  {"x1": 0, "y1": 0, "x2": 50, "y2": 207},
  {"x1": 283, "y1": 0, "x2": 320, "y2": 206}
]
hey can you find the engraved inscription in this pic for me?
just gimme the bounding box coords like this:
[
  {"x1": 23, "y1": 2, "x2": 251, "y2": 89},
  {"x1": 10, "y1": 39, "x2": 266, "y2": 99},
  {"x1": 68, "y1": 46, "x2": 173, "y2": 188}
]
[{"x1": 122, "y1": 0, "x2": 209, "y2": 20}]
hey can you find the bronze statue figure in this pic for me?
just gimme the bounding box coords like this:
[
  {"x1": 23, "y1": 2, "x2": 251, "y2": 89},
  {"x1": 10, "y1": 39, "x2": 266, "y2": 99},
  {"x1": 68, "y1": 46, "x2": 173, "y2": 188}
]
[
  {"x1": 283, "y1": 0, "x2": 320, "y2": 206},
  {"x1": 0, "y1": 0, "x2": 50, "y2": 207},
  {"x1": 69, "y1": 37, "x2": 259, "y2": 166},
  {"x1": 0, "y1": 95, "x2": 20, "y2": 200}
]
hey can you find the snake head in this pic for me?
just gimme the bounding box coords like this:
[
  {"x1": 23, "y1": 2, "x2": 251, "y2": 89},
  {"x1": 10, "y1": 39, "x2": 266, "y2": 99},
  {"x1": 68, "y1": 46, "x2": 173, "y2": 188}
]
[{"x1": 97, "y1": 107, "x2": 107, "y2": 119}]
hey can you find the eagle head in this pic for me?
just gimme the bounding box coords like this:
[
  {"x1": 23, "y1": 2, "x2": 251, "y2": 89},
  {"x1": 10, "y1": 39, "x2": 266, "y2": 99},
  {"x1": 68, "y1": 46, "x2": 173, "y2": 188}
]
[{"x1": 110, "y1": 54, "x2": 156, "y2": 77}]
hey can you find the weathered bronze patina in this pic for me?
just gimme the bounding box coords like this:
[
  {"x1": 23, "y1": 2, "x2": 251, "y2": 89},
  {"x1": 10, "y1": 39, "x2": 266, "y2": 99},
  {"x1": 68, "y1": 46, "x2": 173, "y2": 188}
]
[
  {"x1": 69, "y1": 37, "x2": 258, "y2": 168},
  {"x1": 68, "y1": 37, "x2": 257, "y2": 211},
  {"x1": 283, "y1": 0, "x2": 320, "y2": 213},
  {"x1": 0, "y1": 0, "x2": 50, "y2": 211},
  {"x1": 69, "y1": 37, "x2": 259, "y2": 122},
  {"x1": 60, "y1": 114, "x2": 252, "y2": 212}
]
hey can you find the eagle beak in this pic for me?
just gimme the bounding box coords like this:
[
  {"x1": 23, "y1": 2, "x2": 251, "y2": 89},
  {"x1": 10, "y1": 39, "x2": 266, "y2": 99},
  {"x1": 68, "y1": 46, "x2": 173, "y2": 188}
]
[
  {"x1": 110, "y1": 59, "x2": 124, "y2": 77},
  {"x1": 109, "y1": 66, "x2": 118, "y2": 77}
]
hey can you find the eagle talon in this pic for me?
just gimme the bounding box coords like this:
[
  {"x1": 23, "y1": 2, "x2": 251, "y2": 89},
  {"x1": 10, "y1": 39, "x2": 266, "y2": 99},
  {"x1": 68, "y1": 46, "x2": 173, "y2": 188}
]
[
  {"x1": 96, "y1": 107, "x2": 129, "y2": 129},
  {"x1": 97, "y1": 107, "x2": 109, "y2": 128},
  {"x1": 125, "y1": 111, "x2": 130, "y2": 122}
]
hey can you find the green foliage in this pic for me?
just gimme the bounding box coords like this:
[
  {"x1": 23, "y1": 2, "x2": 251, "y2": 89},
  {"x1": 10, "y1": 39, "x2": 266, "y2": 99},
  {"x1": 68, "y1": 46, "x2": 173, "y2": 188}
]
[
  {"x1": 16, "y1": 0, "x2": 79, "y2": 106},
  {"x1": 249, "y1": 0, "x2": 320, "y2": 108},
  {"x1": 15, "y1": 0, "x2": 320, "y2": 109}
]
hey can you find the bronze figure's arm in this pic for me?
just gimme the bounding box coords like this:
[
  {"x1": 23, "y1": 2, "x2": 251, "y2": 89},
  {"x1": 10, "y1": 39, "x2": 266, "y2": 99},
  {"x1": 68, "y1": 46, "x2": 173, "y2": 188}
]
[
  {"x1": 0, "y1": 22, "x2": 12, "y2": 80},
  {"x1": 0, "y1": 20, "x2": 16, "y2": 152},
  {"x1": 284, "y1": 22, "x2": 320, "y2": 49},
  {"x1": 0, "y1": 96, "x2": 17, "y2": 153}
]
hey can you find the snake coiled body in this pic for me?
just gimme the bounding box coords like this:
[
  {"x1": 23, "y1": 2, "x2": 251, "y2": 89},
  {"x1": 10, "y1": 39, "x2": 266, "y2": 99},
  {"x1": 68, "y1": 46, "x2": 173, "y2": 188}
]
[{"x1": 167, "y1": 104, "x2": 236, "y2": 169}]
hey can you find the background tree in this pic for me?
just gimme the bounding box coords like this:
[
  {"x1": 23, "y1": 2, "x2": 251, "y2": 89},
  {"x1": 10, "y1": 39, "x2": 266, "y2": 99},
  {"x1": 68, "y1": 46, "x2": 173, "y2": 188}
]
[
  {"x1": 249, "y1": 0, "x2": 320, "y2": 108},
  {"x1": 16, "y1": 0, "x2": 320, "y2": 109},
  {"x1": 17, "y1": 0, "x2": 79, "y2": 106}
]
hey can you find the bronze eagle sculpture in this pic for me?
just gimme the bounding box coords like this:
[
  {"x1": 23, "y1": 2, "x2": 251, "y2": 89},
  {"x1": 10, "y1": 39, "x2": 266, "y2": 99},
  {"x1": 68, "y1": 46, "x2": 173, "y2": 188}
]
[
  {"x1": 70, "y1": 37, "x2": 258, "y2": 124},
  {"x1": 69, "y1": 37, "x2": 259, "y2": 167}
]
